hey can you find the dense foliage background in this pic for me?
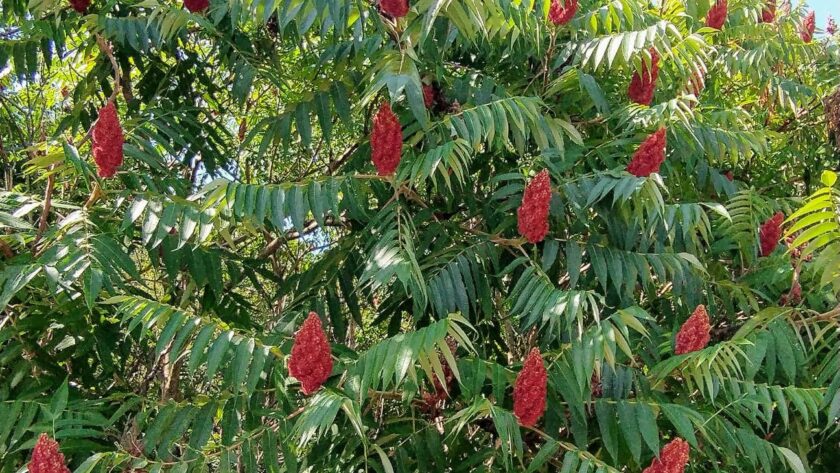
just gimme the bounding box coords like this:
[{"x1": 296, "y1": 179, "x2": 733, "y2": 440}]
[{"x1": 1, "y1": 0, "x2": 840, "y2": 471}]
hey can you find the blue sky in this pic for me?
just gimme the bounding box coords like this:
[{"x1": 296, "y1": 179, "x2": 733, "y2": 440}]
[{"x1": 808, "y1": 0, "x2": 840, "y2": 27}]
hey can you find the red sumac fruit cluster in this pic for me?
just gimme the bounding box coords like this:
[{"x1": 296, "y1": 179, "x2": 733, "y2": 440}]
[
  {"x1": 759, "y1": 212, "x2": 784, "y2": 257},
  {"x1": 29, "y1": 435, "x2": 70, "y2": 473},
  {"x1": 627, "y1": 127, "x2": 667, "y2": 177},
  {"x1": 628, "y1": 49, "x2": 660, "y2": 105},
  {"x1": 380, "y1": 0, "x2": 409, "y2": 19},
  {"x1": 288, "y1": 312, "x2": 334, "y2": 395},
  {"x1": 69, "y1": 0, "x2": 90, "y2": 13},
  {"x1": 92, "y1": 101, "x2": 124, "y2": 178},
  {"x1": 184, "y1": 0, "x2": 209, "y2": 12},
  {"x1": 512, "y1": 348, "x2": 547, "y2": 427},
  {"x1": 801, "y1": 11, "x2": 816, "y2": 43},
  {"x1": 674, "y1": 305, "x2": 711, "y2": 355},
  {"x1": 370, "y1": 102, "x2": 403, "y2": 176},
  {"x1": 548, "y1": 0, "x2": 577, "y2": 26},
  {"x1": 706, "y1": 0, "x2": 727, "y2": 29},
  {"x1": 643, "y1": 438, "x2": 690, "y2": 473},
  {"x1": 761, "y1": 0, "x2": 775, "y2": 23},
  {"x1": 517, "y1": 170, "x2": 552, "y2": 244}
]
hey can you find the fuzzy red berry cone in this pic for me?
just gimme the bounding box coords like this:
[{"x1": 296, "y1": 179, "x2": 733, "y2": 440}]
[
  {"x1": 184, "y1": 0, "x2": 209, "y2": 12},
  {"x1": 517, "y1": 170, "x2": 552, "y2": 243},
  {"x1": 759, "y1": 212, "x2": 784, "y2": 257},
  {"x1": 380, "y1": 0, "x2": 409, "y2": 18},
  {"x1": 69, "y1": 0, "x2": 90, "y2": 13},
  {"x1": 801, "y1": 11, "x2": 815, "y2": 43},
  {"x1": 423, "y1": 84, "x2": 436, "y2": 109},
  {"x1": 548, "y1": 0, "x2": 577, "y2": 26},
  {"x1": 706, "y1": 0, "x2": 727, "y2": 29},
  {"x1": 29, "y1": 434, "x2": 70, "y2": 473},
  {"x1": 627, "y1": 128, "x2": 667, "y2": 177},
  {"x1": 628, "y1": 49, "x2": 660, "y2": 105},
  {"x1": 288, "y1": 312, "x2": 333, "y2": 394},
  {"x1": 643, "y1": 438, "x2": 690, "y2": 473},
  {"x1": 590, "y1": 371, "x2": 603, "y2": 398},
  {"x1": 92, "y1": 101, "x2": 124, "y2": 178},
  {"x1": 370, "y1": 102, "x2": 402, "y2": 176},
  {"x1": 724, "y1": 170, "x2": 734, "y2": 181},
  {"x1": 675, "y1": 305, "x2": 711, "y2": 355},
  {"x1": 761, "y1": 0, "x2": 775, "y2": 23},
  {"x1": 513, "y1": 348, "x2": 547, "y2": 427}
]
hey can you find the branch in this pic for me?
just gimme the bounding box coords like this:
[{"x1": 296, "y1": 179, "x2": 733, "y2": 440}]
[
  {"x1": 775, "y1": 98, "x2": 822, "y2": 132},
  {"x1": 32, "y1": 142, "x2": 56, "y2": 252},
  {"x1": 327, "y1": 144, "x2": 360, "y2": 174},
  {"x1": 0, "y1": 239, "x2": 13, "y2": 259},
  {"x1": 258, "y1": 217, "x2": 345, "y2": 259},
  {"x1": 96, "y1": 34, "x2": 121, "y2": 103}
]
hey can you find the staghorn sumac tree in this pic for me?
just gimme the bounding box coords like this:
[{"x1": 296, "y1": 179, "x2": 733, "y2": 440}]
[{"x1": 1, "y1": 0, "x2": 840, "y2": 472}]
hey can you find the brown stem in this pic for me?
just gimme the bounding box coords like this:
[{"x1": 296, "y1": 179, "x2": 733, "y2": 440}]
[
  {"x1": 327, "y1": 144, "x2": 360, "y2": 174},
  {"x1": 96, "y1": 35, "x2": 121, "y2": 103},
  {"x1": 0, "y1": 239, "x2": 13, "y2": 259},
  {"x1": 32, "y1": 165, "x2": 56, "y2": 252},
  {"x1": 258, "y1": 217, "x2": 346, "y2": 259},
  {"x1": 84, "y1": 181, "x2": 102, "y2": 210}
]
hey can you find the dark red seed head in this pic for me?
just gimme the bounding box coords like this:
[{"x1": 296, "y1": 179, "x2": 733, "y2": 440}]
[
  {"x1": 184, "y1": 0, "x2": 209, "y2": 13},
  {"x1": 288, "y1": 312, "x2": 333, "y2": 394},
  {"x1": 801, "y1": 11, "x2": 816, "y2": 43},
  {"x1": 761, "y1": 0, "x2": 775, "y2": 23},
  {"x1": 706, "y1": 0, "x2": 728, "y2": 29},
  {"x1": 627, "y1": 128, "x2": 667, "y2": 177},
  {"x1": 759, "y1": 212, "x2": 784, "y2": 257},
  {"x1": 548, "y1": 0, "x2": 577, "y2": 26},
  {"x1": 517, "y1": 170, "x2": 552, "y2": 244},
  {"x1": 380, "y1": 0, "x2": 409, "y2": 18},
  {"x1": 675, "y1": 305, "x2": 711, "y2": 355},
  {"x1": 69, "y1": 0, "x2": 90, "y2": 13},
  {"x1": 92, "y1": 101, "x2": 124, "y2": 178},
  {"x1": 513, "y1": 348, "x2": 547, "y2": 427},
  {"x1": 29, "y1": 434, "x2": 70, "y2": 473},
  {"x1": 370, "y1": 102, "x2": 402, "y2": 176},
  {"x1": 628, "y1": 49, "x2": 660, "y2": 105},
  {"x1": 643, "y1": 438, "x2": 690, "y2": 473}
]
